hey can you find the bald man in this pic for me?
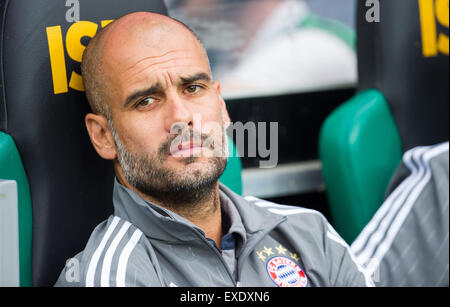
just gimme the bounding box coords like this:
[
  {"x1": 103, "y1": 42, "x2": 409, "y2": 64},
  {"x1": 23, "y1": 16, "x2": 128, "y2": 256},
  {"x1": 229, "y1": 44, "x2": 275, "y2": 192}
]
[{"x1": 54, "y1": 12, "x2": 373, "y2": 287}]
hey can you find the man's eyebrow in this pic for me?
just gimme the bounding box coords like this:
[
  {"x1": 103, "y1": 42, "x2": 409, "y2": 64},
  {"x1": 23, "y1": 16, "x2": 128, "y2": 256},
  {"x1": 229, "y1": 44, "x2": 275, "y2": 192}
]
[
  {"x1": 123, "y1": 84, "x2": 163, "y2": 108},
  {"x1": 179, "y1": 73, "x2": 211, "y2": 85},
  {"x1": 123, "y1": 73, "x2": 211, "y2": 109}
]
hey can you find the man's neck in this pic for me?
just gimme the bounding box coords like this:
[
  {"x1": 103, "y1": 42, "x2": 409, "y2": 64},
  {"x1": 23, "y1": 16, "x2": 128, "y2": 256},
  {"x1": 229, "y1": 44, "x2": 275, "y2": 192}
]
[
  {"x1": 178, "y1": 190, "x2": 223, "y2": 250},
  {"x1": 117, "y1": 174, "x2": 224, "y2": 250}
]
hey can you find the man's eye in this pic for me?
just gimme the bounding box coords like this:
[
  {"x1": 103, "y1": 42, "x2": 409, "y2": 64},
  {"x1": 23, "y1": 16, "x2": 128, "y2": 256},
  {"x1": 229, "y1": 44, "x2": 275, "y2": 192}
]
[
  {"x1": 136, "y1": 97, "x2": 155, "y2": 108},
  {"x1": 185, "y1": 85, "x2": 202, "y2": 94}
]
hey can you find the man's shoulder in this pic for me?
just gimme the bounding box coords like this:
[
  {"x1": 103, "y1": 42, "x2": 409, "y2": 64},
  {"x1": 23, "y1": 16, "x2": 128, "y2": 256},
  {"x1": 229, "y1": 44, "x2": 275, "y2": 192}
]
[
  {"x1": 54, "y1": 215, "x2": 156, "y2": 287},
  {"x1": 222, "y1": 185, "x2": 342, "y2": 247},
  {"x1": 242, "y1": 195, "x2": 374, "y2": 286},
  {"x1": 241, "y1": 196, "x2": 349, "y2": 258},
  {"x1": 242, "y1": 195, "x2": 330, "y2": 229}
]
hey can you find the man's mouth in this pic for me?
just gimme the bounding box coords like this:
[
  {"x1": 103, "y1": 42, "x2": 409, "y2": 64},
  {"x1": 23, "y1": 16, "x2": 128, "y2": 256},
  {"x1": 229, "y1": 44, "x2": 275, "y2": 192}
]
[{"x1": 169, "y1": 140, "x2": 205, "y2": 158}]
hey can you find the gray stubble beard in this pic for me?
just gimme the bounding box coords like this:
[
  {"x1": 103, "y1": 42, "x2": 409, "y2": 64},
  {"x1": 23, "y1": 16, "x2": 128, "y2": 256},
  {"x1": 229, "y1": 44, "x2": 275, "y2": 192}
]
[{"x1": 107, "y1": 116, "x2": 228, "y2": 210}]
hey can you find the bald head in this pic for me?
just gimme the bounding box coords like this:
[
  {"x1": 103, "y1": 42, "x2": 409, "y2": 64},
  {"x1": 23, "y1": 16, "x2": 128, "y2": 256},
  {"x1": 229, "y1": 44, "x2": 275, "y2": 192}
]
[{"x1": 81, "y1": 12, "x2": 209, "y2": 118}]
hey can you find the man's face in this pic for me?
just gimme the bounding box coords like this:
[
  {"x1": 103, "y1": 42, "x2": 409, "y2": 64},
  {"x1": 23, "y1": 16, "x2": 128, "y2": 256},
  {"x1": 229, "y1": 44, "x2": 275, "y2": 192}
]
[{"x1": 101, "y1": 20, "x2": 229, "y2": 202}]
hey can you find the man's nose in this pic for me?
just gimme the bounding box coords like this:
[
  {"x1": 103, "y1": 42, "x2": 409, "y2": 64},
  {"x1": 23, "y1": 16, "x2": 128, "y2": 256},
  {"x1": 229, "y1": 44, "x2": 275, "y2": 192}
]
[{"x1": 163, "y1": 91, "x2": 194, "y2": 132}]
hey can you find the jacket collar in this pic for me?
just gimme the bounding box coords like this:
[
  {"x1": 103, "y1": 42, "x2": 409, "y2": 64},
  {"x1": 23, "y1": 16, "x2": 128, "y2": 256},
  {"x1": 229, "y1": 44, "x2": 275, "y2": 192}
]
[
  {"x1": 218, "y1": 183, "x2": 286, "y2": 235},
  {"x1": 112, "y1": 178, "x2": 285, "y2": 244}
]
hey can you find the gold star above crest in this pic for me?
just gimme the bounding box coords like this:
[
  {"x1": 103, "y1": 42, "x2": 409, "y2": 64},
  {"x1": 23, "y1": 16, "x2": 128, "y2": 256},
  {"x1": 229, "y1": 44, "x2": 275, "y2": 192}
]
[
  {"x1": 289, "y1": 252, "x2": 300, "y2": 262},
  {"x1": 256, "y1": 251, "x2": 266, "y2": 262},
  {"x1": 262, "y1": 246, "x2": 274, "y2": 256},
  {"x1": 275, "y1": 245, "x2": 287, "y2": 255}
]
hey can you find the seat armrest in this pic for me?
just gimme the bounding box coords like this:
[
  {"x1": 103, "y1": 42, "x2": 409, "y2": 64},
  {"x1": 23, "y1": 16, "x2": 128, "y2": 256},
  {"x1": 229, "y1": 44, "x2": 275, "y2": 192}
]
[
  {"x1": 0, "y1": 132, "x2": 32, "y2": 286},
  {"x1": 0, "y1": 180, "x2": 20, "y2": 286}
]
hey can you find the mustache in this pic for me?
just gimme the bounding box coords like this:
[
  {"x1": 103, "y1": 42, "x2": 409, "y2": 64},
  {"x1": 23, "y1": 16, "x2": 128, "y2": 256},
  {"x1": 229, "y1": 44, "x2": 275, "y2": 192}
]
[{"x1": 159, "y1": 129, "x2": 211, "y2": 157}]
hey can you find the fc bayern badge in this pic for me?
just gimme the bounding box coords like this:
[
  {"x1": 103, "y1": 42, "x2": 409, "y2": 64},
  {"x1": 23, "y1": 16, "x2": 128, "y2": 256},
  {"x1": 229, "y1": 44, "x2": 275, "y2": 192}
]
[{"x1": 266, "y1": 256, "x2": 308, "y2": 287}]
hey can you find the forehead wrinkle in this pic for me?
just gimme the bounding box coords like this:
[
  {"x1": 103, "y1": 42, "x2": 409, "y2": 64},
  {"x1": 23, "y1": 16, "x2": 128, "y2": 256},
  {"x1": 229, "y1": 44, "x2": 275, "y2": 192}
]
[
  {"x1": 124, "y1": 49, "x2": 190, "y2": 73},
  {"x1": 122, "y1": 57, "x2": 200, "y2": 87}
]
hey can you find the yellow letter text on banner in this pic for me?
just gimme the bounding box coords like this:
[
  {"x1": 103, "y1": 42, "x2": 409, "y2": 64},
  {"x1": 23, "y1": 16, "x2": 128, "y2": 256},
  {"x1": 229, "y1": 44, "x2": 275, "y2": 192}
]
[
  {"x1": 46, "y1": 26, "x2": 68, "y2": 94},
  {"x1": 436, "y1": 0, "x2": 449, "y2": 55},
  {"x1": 66, "y1": 21, "x2": 98, "y2": 91}
]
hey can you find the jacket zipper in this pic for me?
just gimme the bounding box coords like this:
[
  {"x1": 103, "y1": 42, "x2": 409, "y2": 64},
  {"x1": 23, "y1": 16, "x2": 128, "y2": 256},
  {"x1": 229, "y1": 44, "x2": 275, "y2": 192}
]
[
  {"x1": 162, "y1": 209, "x2": 237, "y2": 286},
  {"x1": 190, "y1": 227, "x2": 238, "y2": 287},
  {"x1": 161, "y1": 206, "x2": 286, "y2": 287}
]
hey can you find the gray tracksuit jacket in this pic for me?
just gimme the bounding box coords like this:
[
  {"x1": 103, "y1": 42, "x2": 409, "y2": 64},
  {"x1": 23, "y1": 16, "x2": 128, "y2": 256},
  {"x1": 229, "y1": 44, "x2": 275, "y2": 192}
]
[
  {"x1": 351, "y1": 142, "x2": 449, "y2": 286},
  {"x1": 55, "y1": 179, "x2": 373, "y2": 287}
]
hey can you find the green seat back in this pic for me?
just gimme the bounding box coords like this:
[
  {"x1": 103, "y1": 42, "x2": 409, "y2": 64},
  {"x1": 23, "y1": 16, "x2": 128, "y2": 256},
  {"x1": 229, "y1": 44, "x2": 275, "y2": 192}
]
[
  {"x1": 219, "y1": 136, "x2": 242, "y2": 195},
  {"x1": 319, "y1": 89, "x2": 402, "y2": 243},
  {"x1": 0, "y1": 132, "x2": 32, "y2": 286}
]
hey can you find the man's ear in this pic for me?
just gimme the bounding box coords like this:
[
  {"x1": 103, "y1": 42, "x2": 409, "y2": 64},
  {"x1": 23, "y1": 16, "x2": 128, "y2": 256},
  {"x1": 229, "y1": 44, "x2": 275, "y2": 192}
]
[
  {"x1": 214, "y1": 81, "x2": 231, "y2": 128},
  {"x1": 85, "y1": 113, "x2": 117, "y2": 160}
]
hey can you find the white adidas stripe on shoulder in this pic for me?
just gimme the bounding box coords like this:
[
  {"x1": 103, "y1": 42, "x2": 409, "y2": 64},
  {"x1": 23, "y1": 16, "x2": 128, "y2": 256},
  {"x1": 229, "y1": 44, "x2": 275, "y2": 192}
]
[
  {"x1": 85, "y1": 216, "x2": 144, "y2": 287},
  {"x1": 351, "y1": 146, "x2": 425, "y2": 256},
  {"x1": 116, "y1": 228, "x2": 143, "y2": 287},
  {"x1": 244, "y1": 196, "x2": 260, "y2": 202},
  {"x1": 352, "y1": 142, "x2": 449, "y2": 272},
  {"x1": 86, "y1": 216, "x2": 121, "y2": 287},
  {"x1": 361, "y1": 142, "x2": 449, "y2": 274},
  {"x1": 353, "y1": 146, "x2": 428, "y2": 267},
  {"x1": 100, "y1": 220, "x2": 132, "y2": 287},
  {"x1": 247, "y1": 196, "x2": 327, "y2": 219},
  {"x1": 247, "y1": 196, "x2": 331, "y2": 227},
  {"x1": 266, "y1": 207, "x2": 322, "y2": 216},
  {"x1": 245, "y1": 196, "x2": 309, "y2": 210}
]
